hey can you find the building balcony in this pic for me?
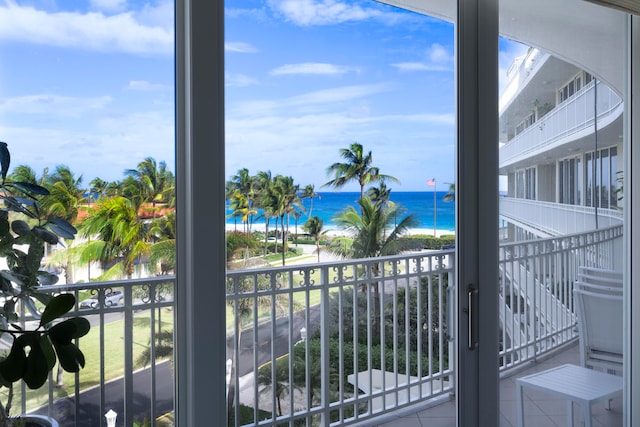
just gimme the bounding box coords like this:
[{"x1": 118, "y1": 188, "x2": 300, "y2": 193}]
[
  {"x1": 500, "y1": 197, "x2": 623, "y2": 237},
  {"x1": 499, "y1": 80, "x2": 623, "y2": 172},
  {"x1": 14, "y1": 225, "x2": 622, "y2": 426}
]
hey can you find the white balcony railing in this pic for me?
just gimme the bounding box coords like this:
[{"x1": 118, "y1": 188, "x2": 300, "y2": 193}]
[
  {"x1": 500, "y1": 197, "x2": 623, "y2": 236},
  {"x1": 500, "y1": 80, "x2": 623, "y2": 168},
  {"x1": 12, "y1": 276, "x2": 175, "y2": 427},
  {"x1": 15, "y1": 225, "x2": 622, "y2": 427}
]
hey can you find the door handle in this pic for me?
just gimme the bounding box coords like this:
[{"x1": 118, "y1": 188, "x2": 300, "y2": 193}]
[{"x1": 467, "y1": 284, "x2": 478, "y2": 350}]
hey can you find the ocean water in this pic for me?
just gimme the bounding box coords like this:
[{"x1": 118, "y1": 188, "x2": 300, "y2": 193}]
[{"x1": 226, "y1": 191, "x2": 455, "y2": 233}]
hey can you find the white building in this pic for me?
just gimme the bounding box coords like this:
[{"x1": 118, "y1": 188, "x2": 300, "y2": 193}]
[{"x1": 499, "y1": 47, "x2": 624, "y2": 241}]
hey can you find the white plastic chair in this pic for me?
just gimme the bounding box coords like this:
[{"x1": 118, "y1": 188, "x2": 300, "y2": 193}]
[
  {"x1": 573, "y1": 286, "x2": 623, "y2": 373},
  {"x1": 577, "y1": 266, "x2": 622, "y2": 289}
]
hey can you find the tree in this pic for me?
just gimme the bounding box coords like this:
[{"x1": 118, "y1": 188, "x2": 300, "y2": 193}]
[
  {"x1": 41, "y1": 165, "x2": 84, "y2": 285},
  {"x1": 254, "y1": 170, "x2": 276, "y2": 254},
  {"x1": 324, "y1": 142, "x2": 399, "y2": 201},
  {"x1": 125, "y1": 157, "x2": 173, "y2": 218},
  {"x1": 79, "y1": 196, "x2": 150, "y2": 280},
  {"x1": 270, "y1": 175, "x2": 304, "y2": 266},
  {"x1": 303, "y1": 216, "x2": 326, "y2": 263},
  {"x1": 148, "y1": 211, "x2": 176, "y2": 275},
  {"x1": 256, "y1": 358, "x2": 291, "y2": 417},
  {"x1": 88, "y1": 177, "x2": 109, "y2": 202},
  {"x1": 300, "y1": 184, "x2": 319, "y2": 219},
  {"x1": 227, "y1": 168, "x2": 257, "y2": 233},
  {"x1": 443, "y1": 182, "x2": 455, "y2": 202},
  {"x1": 331, "y1": 195, "x2": 418, "y2": 337}
]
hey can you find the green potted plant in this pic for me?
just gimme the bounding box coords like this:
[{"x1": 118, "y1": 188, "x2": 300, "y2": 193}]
[{"x1": 0, "y1": 142, "x2": 90, "y2": 426}]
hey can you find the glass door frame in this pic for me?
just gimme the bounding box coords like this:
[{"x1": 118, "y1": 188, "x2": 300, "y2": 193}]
[{"x1": 173, "y1": 0, "x2": 500, "y2": 425}]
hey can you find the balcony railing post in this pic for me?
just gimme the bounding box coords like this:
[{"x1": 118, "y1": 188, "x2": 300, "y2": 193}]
[
  {"x1": 124, "y1": 284, "x2": 134, "y2": 427},
  {"x1": 320, "y1": 265, "x2": 331, "y2": 425}
]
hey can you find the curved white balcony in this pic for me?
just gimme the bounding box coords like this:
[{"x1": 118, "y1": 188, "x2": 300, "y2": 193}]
[
  {"x1": 500, "y1": 197, "x2": 623, "y2": 236},
  {"x1": 500, "y1": 80, "x2": 623, "y2": 170}
]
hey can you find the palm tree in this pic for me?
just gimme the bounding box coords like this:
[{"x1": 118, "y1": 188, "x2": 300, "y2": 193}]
[
  {"x1": 271, "y1": 175, "x2": 304, "y2": 266},
  {"x1": 303, "y1": 216, "x2": 326, "y2": 262},
  {"x1": 324, "y1": 142, "x2": 399, "y2": 200},
  {"x1": 332, "y1": 195, "x2": 418, "y2": 336},
  {"x1": 125, "y1": 157, "x2": 172, "y2": 218},
  {"x1": 254, "y1": 170, "x2": 276, "y2": 254},
  {"x1": 300, "y1": 184, "x2": 320, "y2": 219},
  {"x1": 256, "y1": 359, "x2": 291, "y2": 417},
  {"x1": 79, "y1": 196, "x2": 150, "y2": 280},
  {"x1": 88, "y1": 177, "x2": 109, "y2": 202},
  {"x1": 443, "y1": 182, "x2": 455, "y2": 202},
  {"x1": 8, "y1": 165, "x2": 48, "y2": 186},
  {"x1": 227, "y1": 168, "x2": 256, "y2": 233},
  {"x1": 149, "y1": 211, "x2": 176, "y2": 275},
  {"x1": 41, "y1": 165, "x2": 84, "y2": 284}
]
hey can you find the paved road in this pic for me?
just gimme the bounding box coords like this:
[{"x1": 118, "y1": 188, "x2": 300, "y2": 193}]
[{"x1": 35, "y1": 361, "x2": 174, "y2": 427}]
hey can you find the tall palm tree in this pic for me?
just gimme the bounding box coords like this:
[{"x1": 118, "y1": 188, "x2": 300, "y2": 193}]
[
  {"x1": 79, "y1": 196, "x2": 150, "y2": 280},
  {"x1": 324, "y1": 142, "x2": 399, "y2": 200},
  {"x1": 303, "y1": 216, "x2": 326, "y2": 262},
  {"x1": 332, "y1": 195, "x2": 418, "y2": 336},
  {"x1": 254, "y1": 170, "x2": 276, "y2": 254},
  {"x1": 300, "y1": 184, "x2": 320, "y2": 219},
  {"x1": 227, "y1": 168, "x2": 256, "y2": 233},
  {"x1": 41, "y1": 165, "x2": 84, "y2": 284},
  {"x1": 271, "y1": 175, "x2": 304, "y2": 266}
]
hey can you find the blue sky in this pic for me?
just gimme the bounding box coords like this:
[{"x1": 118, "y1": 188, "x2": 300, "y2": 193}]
[{"x1": 0, "y1": 0, "x2": 526, "y2": 191}]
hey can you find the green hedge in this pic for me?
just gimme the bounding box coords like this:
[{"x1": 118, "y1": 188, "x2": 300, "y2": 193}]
[{"x1": 401, "y1": 234, "x2": 455, "y2": 250}]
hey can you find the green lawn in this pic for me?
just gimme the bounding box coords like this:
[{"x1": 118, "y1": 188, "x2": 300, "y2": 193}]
[{"x1": 1, "y1": 308, "x2": 174, "y2": 414}]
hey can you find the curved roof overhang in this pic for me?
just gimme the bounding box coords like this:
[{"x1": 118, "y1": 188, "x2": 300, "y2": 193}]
[{"x1": 378, "y1": 0, "x2": 626, "y2": 94}]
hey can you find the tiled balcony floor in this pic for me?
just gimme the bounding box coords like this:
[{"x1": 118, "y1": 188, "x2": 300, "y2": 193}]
[{"x1": 373, "y1": 342, "x2": 623, "y2": 427}]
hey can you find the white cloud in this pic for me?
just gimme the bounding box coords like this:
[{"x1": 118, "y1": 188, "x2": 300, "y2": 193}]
[
  {"x1": 0, "y1": 2, "x2": 173, "y2": 54},
  {"x1": 232, "y1": 83, "x2": 392, "y2": 117},
  {"x1": 267, "y1": 0, "x2": 399, "y2": 26},
  {"x1": 429, "y1": 43, "x2": 452, "y2": 64},
  {"x1": 225, "y1": 41, "x2": 258, "y2": 53},
  {"x1": 391, "y1": 43, "x2": 454, "y2": 72},
  {"x1": 225, "y1": 73, "x2": 259, "y2": 88},
  {"x1": 126, "y1": 80, "x2": 168, "y2": 91},
  {"x1": 0, "y1": 94, "x2": 111, "y2": 116},
  {"x1": 391, "y1": 62, "x2": 451, "y2": 72},
  {"x1": 271, "y1": 62, "x2": 359, "y2": 76},
  {"x1": 90, "y1": 0, "x2": 127, "y2": 13},
  {"x1": 0, "y1": 108, "x2": 174, "y2": 182}
]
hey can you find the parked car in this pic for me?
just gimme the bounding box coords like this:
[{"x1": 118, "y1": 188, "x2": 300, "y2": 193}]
[{"x1": 79, "y1": 290, "x2": 124, "y2": 309}]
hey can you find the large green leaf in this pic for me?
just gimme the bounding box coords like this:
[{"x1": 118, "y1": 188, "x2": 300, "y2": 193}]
[
  {"x1": 36, "y1": 271, "x2": 59, "y2": 287},
  {"x1": 33, "y1": 227, "x2": 58, "y2": 245},
  {"x1": 48, "y1": 317, "x2": 90, "y2": 342},
  {"x1": 0, "y1": 341, "x2": 26, "y2": 382},
  {"x1": 46, "y1": 218, "x2": 77, "y2": 240},
  {"x1": 23, "y1": 340, "x2": 49, "y2": 389},
  {"x1": 0, "y1": 270, "x2": 24, "y2": 286},
  {"x1": 39, "y1": 294, "x2": 75, "y2": 326},
  {"x1": 4, "y1": 182, "x2": 50, "y2": 196},
  {"x1": 40, "y1": 335, "x2": 56, "y2": 371},
  {"x1": 10, "y1": 220, "x2": 30, "y2": 237},
  {"x1": 52, "y1": 342, "x2": 85, "y2": 373}
]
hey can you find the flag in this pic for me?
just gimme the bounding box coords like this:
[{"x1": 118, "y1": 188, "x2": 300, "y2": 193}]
[{"x1": 427, "y1": 178, "x2": 436, "y2": 186}]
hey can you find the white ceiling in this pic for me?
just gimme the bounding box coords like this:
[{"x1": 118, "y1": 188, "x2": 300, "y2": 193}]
[{"x1": 377, "y1": 0, "x2": 627, "y2": 94}]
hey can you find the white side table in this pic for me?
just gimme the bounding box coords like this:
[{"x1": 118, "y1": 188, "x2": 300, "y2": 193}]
[{"x1": 515, "y1": 364, "x2": 622, "y2": 427}]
